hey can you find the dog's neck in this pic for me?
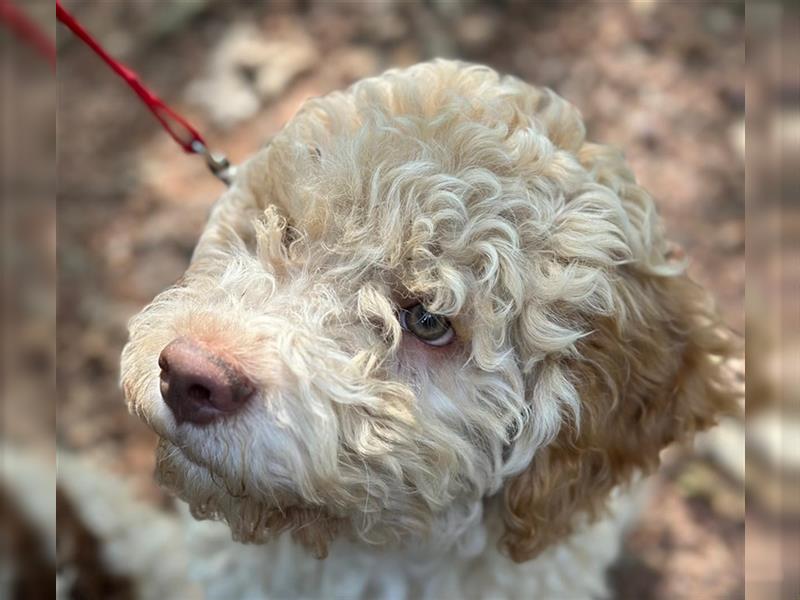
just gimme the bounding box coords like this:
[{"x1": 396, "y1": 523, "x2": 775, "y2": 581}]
[{"x1": 181, "y1": 490, "x2": 639, "y2": 600}]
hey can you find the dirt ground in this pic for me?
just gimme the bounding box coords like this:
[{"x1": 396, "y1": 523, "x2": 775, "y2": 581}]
[{"x1": 57, "y1": 1, "x2": 749, "y2": 598}]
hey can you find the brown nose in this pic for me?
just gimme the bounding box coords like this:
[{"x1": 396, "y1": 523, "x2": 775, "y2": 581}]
[{"x1": 158, "y1": 338, "x2": 253, "y2": 425}]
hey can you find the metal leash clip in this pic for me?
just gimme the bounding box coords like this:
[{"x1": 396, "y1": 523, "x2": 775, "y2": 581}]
[{"x1": 191, "y1": 140, "x2": 237, "y2": 187}]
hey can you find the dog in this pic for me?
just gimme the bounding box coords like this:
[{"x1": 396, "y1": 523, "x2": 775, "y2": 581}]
[{"x1": 120, "y1": 60, "x2": 740, "y2": 599}]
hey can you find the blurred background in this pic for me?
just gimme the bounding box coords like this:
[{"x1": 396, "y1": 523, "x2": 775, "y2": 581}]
[
  {"x1": 1, "y1": 0, "x2": 56, "y2": 598},
  {"x1": 0, "y1": 0, "x2": 793, "y2": 598}
]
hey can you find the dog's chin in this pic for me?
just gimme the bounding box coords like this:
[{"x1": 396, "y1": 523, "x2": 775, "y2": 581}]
[{"x1": 154, "y1": 438, "x2": 345, "y2": 558}]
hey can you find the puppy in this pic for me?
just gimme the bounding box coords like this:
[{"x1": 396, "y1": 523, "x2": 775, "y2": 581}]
[{"x1": 121, "y1": 60, "x2": 740, "y2": 599}]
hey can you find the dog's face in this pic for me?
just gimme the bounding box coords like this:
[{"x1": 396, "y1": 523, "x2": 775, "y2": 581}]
[{"x1": 121, "y1": 61, "x2": 739, "y2": 560}]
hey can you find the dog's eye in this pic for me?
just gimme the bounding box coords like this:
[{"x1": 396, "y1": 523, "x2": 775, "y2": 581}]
[{"x1": 399, "y1": 304, "x2": 455, "y2": 346}]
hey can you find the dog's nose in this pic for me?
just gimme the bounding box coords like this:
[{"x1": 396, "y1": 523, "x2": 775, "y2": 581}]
[{"x1": 158, "y1": 338, "x2": 253, "y2": 425}]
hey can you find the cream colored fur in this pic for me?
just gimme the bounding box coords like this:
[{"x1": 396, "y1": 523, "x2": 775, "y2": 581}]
[
  {"x1": 182, "y1": 487, "x2": 644, "y2": 600},
  {"x1": 120, "y1": 60, "x2": 740, "y2": 598}
]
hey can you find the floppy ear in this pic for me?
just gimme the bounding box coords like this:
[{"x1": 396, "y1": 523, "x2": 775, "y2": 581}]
[{"x1": 500, "y1": 143, "x2": 741, "y2": 562}]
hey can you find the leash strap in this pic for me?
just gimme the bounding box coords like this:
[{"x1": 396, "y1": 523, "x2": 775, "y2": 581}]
[
  {"x1": 0, "y1": 0, "x2": 56, "y2": 69},
  {"x1": 55, "y1": 0, "x2": 235, "y2": 185}
]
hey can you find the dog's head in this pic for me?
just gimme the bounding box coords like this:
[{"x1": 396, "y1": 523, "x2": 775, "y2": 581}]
[{"x1": 121, "y1": 60, "x2": 740, "y2": 560}]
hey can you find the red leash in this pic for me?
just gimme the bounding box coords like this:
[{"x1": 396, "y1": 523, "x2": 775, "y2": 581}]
[
  {"x1": 0, "y1": 0, "x2": 56, "y2": 69},
  {"x1": 55, "y1": 0, "x2": 234, "y2": 184}
]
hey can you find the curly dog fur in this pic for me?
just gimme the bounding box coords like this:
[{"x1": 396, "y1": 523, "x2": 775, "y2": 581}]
[{"x1": 121, "y1": 60, "x2": 740, "y2": 599}]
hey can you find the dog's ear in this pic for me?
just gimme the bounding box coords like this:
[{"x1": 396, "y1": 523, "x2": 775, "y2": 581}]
[
  {"x1": 498, "y1": 139, "x2": 741, "y2": 562},
  {"x1": 501, "y1": 269, "x2": 741, "y2": 562}
]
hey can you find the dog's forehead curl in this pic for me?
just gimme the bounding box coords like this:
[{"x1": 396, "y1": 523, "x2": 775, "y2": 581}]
[{"x1": 229, "y1": 62, "x2": 639, "y2": 332}]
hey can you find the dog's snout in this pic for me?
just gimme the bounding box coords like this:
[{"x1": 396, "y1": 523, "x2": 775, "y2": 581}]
[{"x1": 158, "y1": 338, "x2": 253, "y2": 425}]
